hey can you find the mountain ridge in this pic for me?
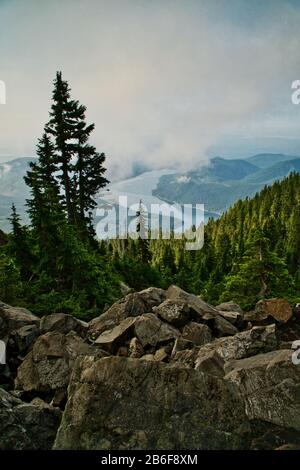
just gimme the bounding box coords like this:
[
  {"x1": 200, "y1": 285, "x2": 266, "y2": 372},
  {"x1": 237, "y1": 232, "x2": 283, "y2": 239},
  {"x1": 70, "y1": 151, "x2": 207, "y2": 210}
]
[{"x1": 1, "y1": 153, "x2": 300, "y2": 230}]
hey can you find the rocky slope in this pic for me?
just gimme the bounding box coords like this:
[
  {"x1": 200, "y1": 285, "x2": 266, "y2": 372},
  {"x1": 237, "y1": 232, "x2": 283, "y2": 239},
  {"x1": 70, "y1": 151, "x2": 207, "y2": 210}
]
[{"x1": 0, "y1": 288, "x2": 300, "y2": 450}]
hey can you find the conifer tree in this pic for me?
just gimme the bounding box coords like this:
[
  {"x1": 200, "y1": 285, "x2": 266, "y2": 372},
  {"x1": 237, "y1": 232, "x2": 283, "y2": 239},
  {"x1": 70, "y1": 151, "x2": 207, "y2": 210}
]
[
  {"x1": 45, "y1": 72, "x2": 77, "y2": 224},
  {"x1": 136, "y1": 199, "x2": 151, "y2": 263},
  {"x1": 72, "y1": 102, "x2": 108, "y2": 237},
  {"x1": 45, "y1": 71, "x2": 108, "y2": 237},
  {"x1": 25, "y1": 133, "x2": 63, "y2": 276},
  {"x1": 7, "y1": 204, "x2": 32, "y2": 279}
]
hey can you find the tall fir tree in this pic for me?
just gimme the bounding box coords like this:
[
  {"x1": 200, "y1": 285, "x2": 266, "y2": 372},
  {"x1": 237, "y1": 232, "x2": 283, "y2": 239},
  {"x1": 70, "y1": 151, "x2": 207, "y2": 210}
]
[{"x1": 45, "y1": 71, "x2": 108, "y2": 238}]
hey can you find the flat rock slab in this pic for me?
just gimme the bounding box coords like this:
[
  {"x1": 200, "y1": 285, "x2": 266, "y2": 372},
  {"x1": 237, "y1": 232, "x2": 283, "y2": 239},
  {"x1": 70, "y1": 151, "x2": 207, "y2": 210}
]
[
  {"x1": 95, "y1": 317, "x2": 137, "y2": 353},
  {"x1": 134, "y1": 313, "x2": 179, "y2": 348},
  {"x1": 225, "y1": 349, "x2": 300, "y2": 430},
  {"x1": 54, "y1": 356, "x2": 250, "y2": 450},
  {"x1": 196, "y1": 324, "x2": 277, "y2": 363}
]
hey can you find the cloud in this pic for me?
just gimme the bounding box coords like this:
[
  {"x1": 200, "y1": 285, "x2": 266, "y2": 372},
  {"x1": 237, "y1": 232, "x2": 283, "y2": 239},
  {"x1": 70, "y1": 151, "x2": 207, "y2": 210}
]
[{"x1": 0, "y1": 0, "x2": 300, "y2": 179}]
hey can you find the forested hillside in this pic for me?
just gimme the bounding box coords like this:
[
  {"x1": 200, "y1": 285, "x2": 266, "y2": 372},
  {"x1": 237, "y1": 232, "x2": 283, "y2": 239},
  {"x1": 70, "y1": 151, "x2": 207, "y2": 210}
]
[
  {"x1": 108, "y1": 172, "x2": 300, "y2": 310},
  {"x1": 0, "y1": 73, "x2": 300, "y2": 319}
]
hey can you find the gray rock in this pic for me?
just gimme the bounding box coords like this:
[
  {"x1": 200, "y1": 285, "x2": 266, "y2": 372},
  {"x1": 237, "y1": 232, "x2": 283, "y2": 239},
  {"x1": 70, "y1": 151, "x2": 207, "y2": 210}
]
[
  {"x1": 166, "y1": 285, "x2": 219, "y2": 321},
  {"x1": 53, "y1": 356, "x2": 251, "y2": 450},
  {"x1": 153, "y1": 299, "x2": 190, "y2": 327},
  {"x1": 140, "y1": 354, "x2": 155, "y2": 361},
  {"x1": 225, "y1": 349, "x2": 300, "y2": 430},
  {"x1": 94, "y1": 317, "x2": 137, "y2": 353},
  {"x1": 0, "y1": 302, "x2": 39, "y2": 337},
  {"x1": 217, "y1": 310, "x2": 244, "y2": 326},
  {"x1": 216, "y1": 302, "x2": 244, "y2": 314},
  {"x1": 154, "y1": 347, "x2": 168, "y2": 362},
  {"x1": 12, "y1": 324, "x2": 39, "y2": 352},
  {"x1": 40, "y1": 313, "x2": 88, "y2": 337},
  {"x1": 171, "y1": 347, "x2": 200, "y2": 367},
  {"x1": 134, "y1": 313, "x2": 179, "y2": 348},
  {"x1": 0, "y1": 387, "x2": 61, "y2": 449},
  {"x1": 88, "y1": 288, "x2": 166, "y2": 340},
  {"x1": 182, "y1": 322, "x2": 213, "y2": 346},
  {"x1": 195, "y1": 350, "x2": 225, "y2": 377},
  {"x1": 129, "y1": 337, "x2": 144, "y2": 358},
  {"x1": 15, "y1": 331, "x2": 97, "y2": 403},
  {"x1": 197, "y1": 324, "x2": 277, "y2": 363},
  {"x1": 211, "y1": 315, "x2": 238, "y2": 336}
]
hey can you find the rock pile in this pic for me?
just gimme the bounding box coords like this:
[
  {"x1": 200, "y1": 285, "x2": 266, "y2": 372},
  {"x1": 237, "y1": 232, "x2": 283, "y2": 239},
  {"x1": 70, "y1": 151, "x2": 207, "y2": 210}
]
[{"x1": 1, "y1": 287, "x2": 300, "y2": 449}]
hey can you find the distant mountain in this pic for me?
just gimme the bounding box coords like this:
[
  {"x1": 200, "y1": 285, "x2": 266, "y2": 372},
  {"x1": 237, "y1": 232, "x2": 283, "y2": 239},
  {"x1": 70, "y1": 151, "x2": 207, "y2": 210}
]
[
  {"x1": 0, "y1": 161, "x2": 217, "y2": 232},
  {"x1": 245, "y1": 153, "x2": 299, "y2": 169},
  {"x1": 244, "y1": 158, "x2": 300, "y2": 184},
  {"x1": 194, "y1": 156, "x2": 258, "y2": 181},
  {"x1": 153, "y1": 155, "x2": 300, "y2": 213},
  {"x1": 1, "y1": 153, "x2": 300, "y2": 231},
  {"x1": 0, "y1": 157, "x2": 34, "y2": 197}
]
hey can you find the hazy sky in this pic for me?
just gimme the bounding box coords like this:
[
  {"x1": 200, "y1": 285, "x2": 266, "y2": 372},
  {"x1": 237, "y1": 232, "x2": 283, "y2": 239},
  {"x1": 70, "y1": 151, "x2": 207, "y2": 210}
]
[{"x1": 1, "y1": 0, "x2": 300, "y2": 179}]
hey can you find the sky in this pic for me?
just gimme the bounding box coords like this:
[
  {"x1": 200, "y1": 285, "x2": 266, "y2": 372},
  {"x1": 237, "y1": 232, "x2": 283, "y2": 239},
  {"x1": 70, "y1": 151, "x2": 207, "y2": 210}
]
[{"x1": 1, "y1": 0, "x2": 300, "y2": 179}]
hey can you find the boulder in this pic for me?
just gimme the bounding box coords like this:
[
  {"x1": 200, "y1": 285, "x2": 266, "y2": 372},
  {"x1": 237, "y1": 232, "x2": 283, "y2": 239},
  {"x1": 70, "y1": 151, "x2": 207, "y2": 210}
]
[
  {"x1": 182, "y1": 322, "x2": 213, "y2": 346},
  {"x1": 1, "y1": 321, "x2": 39, "y2": 387},
  {"x1": 166, "y1": 285, "x2": 218, "y2": 321},
  {"x1": 53, "y1": 356, "x2": 251, "y2": 450},
  {"x1": 244, "y1": 311, "x2": 269, "y2": 323},
  {"x1": 15, "y1": 331, "x2": 97, "y2": 403},
  {"x1": 94, "y1": 317, "x2": 137, "y2": 353},
  {"x1": 40, "y1": 313, "x2": 88, "y2": 338},
  {"x1": 138, "y1": 287, "x2": 167, "y2": 307},
  {"x1": 134, "y1": 313, "x2": 179, "y2": 348},
  {"x1": 140, "y1": 354, "x2": 155, "y2": 361},
  {"x1": 88, "y1": 288, "x2": 166, "y2": 340},
  {"x1": 216, "y1": 302, "x2": 243, "y2": 314},
  {"x1": 195, "y1": 350, "x2": 225, "y2": 377},
  {"x1": 225, "y1": 349, "x2": 300, "y2": 430},
  {"x1": 209, "y1": 315, "x2": 238, "y2": 337},
  {"x1": 154, "y1": 347, "x2": 168, "y2": 362},
  {"x1": 129, "y1": 337, "x2": 144, "y2": 358},
  {"x1": 254, "y1": 299, "x2": 292, "y2": 323},
  {"x1": 11, "y1": 324, "x2": 39, "y2": 353},
  {"x1": 196, "y1": 324, "x2": 277, "y2": 364},
  {"x1": 140, "y1": 348, "x2": 169, "y2": 362},
  {"x1": 0, "y1": 387, "x2": 61, "y2": 449},
  {"x1": 0, "y1": 302, "x2": 39, "y2": 337},
  {"x1": 217, "y1": 310, "x2": 244, "y2": 326},
  {"x1": 171, "y1": 347, "x2": 200, "y2": 367},
  {"x1": 153, "y1": 299, "x2": 190, "y2": 327}
]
